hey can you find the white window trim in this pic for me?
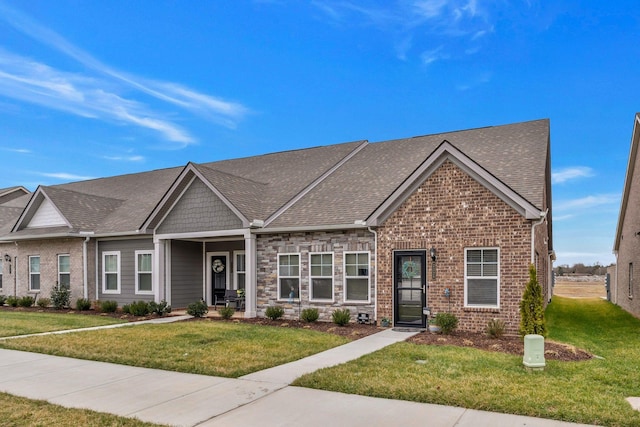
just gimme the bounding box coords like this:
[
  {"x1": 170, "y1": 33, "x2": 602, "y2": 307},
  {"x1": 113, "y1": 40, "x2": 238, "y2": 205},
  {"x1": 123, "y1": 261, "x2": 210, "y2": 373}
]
[
  {"x1": 29, "y1": 255, "x2": 40, "y2": 291},
  {"x1": 464, "y1": 247, "x2": 500, "y2": 308},
  {"x1": 58, "y1": 254, "x2": 70, "y2": 288},
  {"x1": 309, "y1": 252, "x2": 334, "y2": 302},
  {"x1": 102, "y1": 251, "x2": 121, "y2": 294},
  {"x1": 233, "y1": 250, "x2": 246, "y2": 290},
  {"x1": 343, "y1": 251, "x2": 371, "y2": 303},
  {"x1": 135, "y1": 250, "x2": 154, "y2": 295},
  {"x1": 277, "y1": 253, "x2": 300, "y2": 301}
]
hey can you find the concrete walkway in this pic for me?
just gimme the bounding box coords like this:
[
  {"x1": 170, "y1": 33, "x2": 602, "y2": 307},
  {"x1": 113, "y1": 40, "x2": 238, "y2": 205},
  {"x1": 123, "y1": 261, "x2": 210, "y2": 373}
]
[{"x1": 0, "y1": 321, "x2": 597, "y2": 427}]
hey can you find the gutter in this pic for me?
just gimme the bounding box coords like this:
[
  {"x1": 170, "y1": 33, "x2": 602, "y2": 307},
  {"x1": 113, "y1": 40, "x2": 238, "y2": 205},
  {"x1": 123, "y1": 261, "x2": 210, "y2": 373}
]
[
  {"x1": 83, "y1": 236, "x2": 91, "y2": 299},
  {"x1": 531, "y1": 209, "x2": 549, "y2": 265},
  {"x1": 251, "y1": 223, "x2": 369, "y2": 235},
  {"x1": 368, "y1": 226, "x2": 378, "y2": 323}
]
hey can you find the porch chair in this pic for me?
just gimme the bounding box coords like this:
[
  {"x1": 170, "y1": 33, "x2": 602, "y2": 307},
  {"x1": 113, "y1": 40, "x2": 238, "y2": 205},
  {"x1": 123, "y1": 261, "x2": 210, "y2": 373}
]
[{"x1": 214, "y1": 289, "x2": 238, "y2": 308}]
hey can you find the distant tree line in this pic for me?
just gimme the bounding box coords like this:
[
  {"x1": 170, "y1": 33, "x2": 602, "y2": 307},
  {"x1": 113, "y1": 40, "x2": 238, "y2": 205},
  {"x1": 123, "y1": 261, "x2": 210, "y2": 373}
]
[{"x1": 554, "y1": 263, "x2": 613, "y2": 276}]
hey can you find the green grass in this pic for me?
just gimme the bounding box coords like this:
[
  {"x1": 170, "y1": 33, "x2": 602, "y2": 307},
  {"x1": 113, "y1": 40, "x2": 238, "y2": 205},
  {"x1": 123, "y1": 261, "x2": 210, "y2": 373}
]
[
  {"x1": 0, "y1": 391, "x2": 166, "y2": 426},
  {"x1": 0, "y1": 320, "x2": 350, "y2": 377},
  {"x1": 0, "y1": 311, "x2": 126, "y2": 337},
  {"x1": 293, "y1": 297, "x2": 640, "y2": 427}
]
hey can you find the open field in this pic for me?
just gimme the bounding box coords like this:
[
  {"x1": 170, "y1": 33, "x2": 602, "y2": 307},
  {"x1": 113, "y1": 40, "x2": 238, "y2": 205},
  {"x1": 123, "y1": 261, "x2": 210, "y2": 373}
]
[{"x1": 554, "y1": 278, "x2": 606, "y2": 299}]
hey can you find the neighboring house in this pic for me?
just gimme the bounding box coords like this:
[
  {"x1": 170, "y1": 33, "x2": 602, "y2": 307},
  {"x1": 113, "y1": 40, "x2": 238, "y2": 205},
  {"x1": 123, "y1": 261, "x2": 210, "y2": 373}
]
[
  {"x1": 613, "y1": 113, "x2": 640, "y2": 317},
  {"x1": 0, "y1": 119, "x2": 553, "y2": 333},
  {"x1": 0, "y1": 186, "x2": 31, "y2": 295}
]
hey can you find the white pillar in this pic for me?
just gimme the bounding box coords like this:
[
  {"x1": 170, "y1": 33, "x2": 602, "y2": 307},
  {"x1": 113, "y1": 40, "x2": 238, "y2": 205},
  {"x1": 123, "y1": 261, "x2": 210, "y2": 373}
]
[
  {"x1": 154, "y1": 239, "x2": 165, "y2": 303},
  {"x1": 244, "y1": 231, "x2": 257, "y2": 318}
]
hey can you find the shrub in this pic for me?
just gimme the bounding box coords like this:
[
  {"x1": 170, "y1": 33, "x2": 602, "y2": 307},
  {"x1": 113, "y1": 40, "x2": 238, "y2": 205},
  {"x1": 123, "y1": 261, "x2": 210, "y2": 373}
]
[
  {"x1": 435, "y1": 312, "x2": 458, "y2": 335},
  {"x1": 301, "y1": 308, "x2": 319, "y2": 323},
  {"x1": 37, "y1": 297, "x2": 51, "y2": 308},
  {"x1": 51, "y1": 287, "x2": 70, "y2": 309},
  {"x1": 265, "y1": 305, "x2": 284, "y2": 320},
  {"x1": 17, "y1": 296, "x2": 34, "y2": 307},
  {"x1": 332, "y1": 308, "x2": 351, "y2": 326},
  {"x1": 6, "y1": 296, "x2": 18, "y2": 307},
  {"x1": 122, "y1": 304, "x2": 130, "y2": 314},
  {"x1": 149, "y1": 300, "x2": 172, "y2": 316},
  {"x1": 486, "y1": 318, "x2": 506, "y2": 338},
  {"x1": 75, "y1": 298, "x2": 92, "y2": 311},
  {"x1": 187, "y1": 300, "x2": 208, "y2": 318},
  {"x1": 218, "y1": 306, "x2": 235, "y2": 319},
  {"x1": 100, "y1": 300, "x2": 118, "y2": 313},
  {"x1": 519, "y1": 264, "x2": 547, "y2": 337},
  {"x1": 0, "y1": 294, "x2": 7, "y2": 306},
  {"x1": 128, "y1": 300, "x2": 150, "y2": 316}
]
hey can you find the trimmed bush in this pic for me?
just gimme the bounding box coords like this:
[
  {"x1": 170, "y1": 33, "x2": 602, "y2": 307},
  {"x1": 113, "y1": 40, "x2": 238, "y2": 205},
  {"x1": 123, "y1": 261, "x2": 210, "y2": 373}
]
[
  {"x1": 37, "y1": 297, "x2": 51, "y2": 308},
  {"x1": 75, "y1": 298, "x2": 92, "y2": 311},
  {"x1": 265, "y1": 305, "x2": 284, "y2": 320},
  {"x1": 301, "y1": 307, "x2": 319, "y2": 323},
  {"x1": 128, "y1": 300, "x2": 150, "y2": 316},
  {"x1": 434, "y1": 312, "x2": 458, "y2": 335},
  {"x1": 0, "y1": 294, "x2": 6, "y2": 306},
  {"x1": 486, "y1": 318, "x2": 506, "y2": 338},
  {"x1": 6, "y1": 296, "x2": 18, "y2": 307},
  {"x1": 100, "y1": 300, "x2": 118, "y2": 313},
  {"x1": 218, "y1": 306, "x2": 235, "y2": 319},
  {"x1": 51, "y1": 287, "x2": 70, "y2": 309},
  {"x1": 187, "y1": 300, "x2": 208, "y2": 318},
  {"x1": 18, "y1": 296, "x2": 35, "y2": 307},
  {"x1": 149, "y1": 300, "x2": 172, "y2": 316},
  {"x1": 122, "y1": 304, "x2": 130, "y2": 314},
  {"x1": 332, "y1": 308, "x2": 351, "y2": 326},
  {"x1": 519, "y1": 264, "x2": 547, "y2": 337}
]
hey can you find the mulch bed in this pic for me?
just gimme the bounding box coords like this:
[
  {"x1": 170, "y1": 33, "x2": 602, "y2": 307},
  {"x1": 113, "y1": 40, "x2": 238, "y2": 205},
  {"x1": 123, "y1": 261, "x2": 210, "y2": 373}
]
[{"x1": 1, "y1": 307, "x2": 592, "y2": 361}]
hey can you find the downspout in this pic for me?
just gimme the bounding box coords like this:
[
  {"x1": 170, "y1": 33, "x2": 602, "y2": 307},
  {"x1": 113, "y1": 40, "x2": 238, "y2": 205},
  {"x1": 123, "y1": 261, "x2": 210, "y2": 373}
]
[
  {"x1": 368, "y1": 226, "x2": 378, "y2": 322},
  {"x1": 14, "y1": 241, "x2": 18, "y2": 297},
  {"x1": 83, "y1": 236, "x2": 90, "y2": 299},
  {"x1": 531, "y1": 209, "x2": 549, "y2": 265}
]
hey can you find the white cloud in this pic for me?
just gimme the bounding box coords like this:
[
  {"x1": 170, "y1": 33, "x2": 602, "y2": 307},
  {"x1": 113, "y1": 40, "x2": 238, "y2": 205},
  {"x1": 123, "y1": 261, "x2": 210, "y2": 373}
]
[
  {"x1": 38, "y1": 172, "x2": 96, "y2": 181},
  {"x1": 420, "y1": 46, "x2": 447, "y2": 65},
  {"x1": 2, "y1": 147, "x2": 31, "y2": 154},
  {"x1": 0, "y1": 3, "x2": 250, "y2": 144},
  {"x1": 554, "y1": 194, "x2": 619, "y2": 211},
  {"x1": 103, "y1": 155, "x2": 145, "y2": 162},
  {"x1": 552, "y1": 166, "x2": 594, "y2": 184}
]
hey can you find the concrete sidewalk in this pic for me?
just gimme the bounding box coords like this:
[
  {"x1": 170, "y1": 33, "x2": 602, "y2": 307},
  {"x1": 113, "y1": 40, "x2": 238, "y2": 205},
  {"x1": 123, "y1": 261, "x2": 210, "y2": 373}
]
[{"x1": 0, "y1": 325, "x2": 597, "y2": 427}]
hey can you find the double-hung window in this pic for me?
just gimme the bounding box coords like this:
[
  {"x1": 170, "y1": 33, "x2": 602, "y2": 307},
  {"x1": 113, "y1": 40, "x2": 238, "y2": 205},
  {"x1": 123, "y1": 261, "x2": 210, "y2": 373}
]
[
  {"x1": 465, "y1": 248, "x2": 499, "y2": 307},
  {"x1": 310, "y1": 253, "x2": 333, "y2": 301},
  {"x1": 103, "y1": 251, "x2": 120, "y2": 294},
  {"x1": 344, "y1": 252, "x2": 369, "y2": 302},
  {"x1": 135, "y1": 251, "x2": 153, "y2": 294},
  {"x1": 278, "y1": 254, "x2": 300, "y2": 300},
  {"x1": 29, "y1": 255, "x2": 40, "y2": 291},
  {"x1": 58, "y1": 254, "x2": 70, "y2": 289}
]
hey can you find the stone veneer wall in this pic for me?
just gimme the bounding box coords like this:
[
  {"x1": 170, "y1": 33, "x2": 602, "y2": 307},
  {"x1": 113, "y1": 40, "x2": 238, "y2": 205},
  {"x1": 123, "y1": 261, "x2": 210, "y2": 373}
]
[
  {"x1": 377, "y1": 160, "x2": 536, "y2": 335},
  {"x1": 256, "y1": 230, "x2": 375, "y2": 322}
]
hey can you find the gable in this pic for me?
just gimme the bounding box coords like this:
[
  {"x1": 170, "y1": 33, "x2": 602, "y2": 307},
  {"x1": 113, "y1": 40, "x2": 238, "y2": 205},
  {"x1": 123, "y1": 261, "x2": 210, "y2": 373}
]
[
  {"x1": 156, "y1": 178, "x2": 243, "y2": 234},
  {"x1": 26, "y1": 198, "x2": 68, "y2": 228}
]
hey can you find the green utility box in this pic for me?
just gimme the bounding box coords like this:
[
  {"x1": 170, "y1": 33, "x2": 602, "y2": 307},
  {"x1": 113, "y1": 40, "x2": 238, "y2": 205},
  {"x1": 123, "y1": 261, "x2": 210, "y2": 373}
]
[{"x1": 523, "y1": 334, "x2": 546, "y2": 370}]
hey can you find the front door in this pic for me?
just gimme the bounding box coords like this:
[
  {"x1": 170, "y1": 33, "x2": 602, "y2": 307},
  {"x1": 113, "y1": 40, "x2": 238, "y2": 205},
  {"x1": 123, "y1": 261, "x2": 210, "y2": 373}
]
[
  {"x1": 394, "y1": 251, "x2": 427, "y2": 328},
  {"x1": 211, "y1": 254, "x2": 228, "y2": 303}
]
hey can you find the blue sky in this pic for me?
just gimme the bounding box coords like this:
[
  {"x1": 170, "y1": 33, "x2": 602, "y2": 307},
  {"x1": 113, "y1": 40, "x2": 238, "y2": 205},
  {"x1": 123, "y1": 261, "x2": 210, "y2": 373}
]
[{"x1": 0, "y1": 1, "x2": 638, "y2": 267}]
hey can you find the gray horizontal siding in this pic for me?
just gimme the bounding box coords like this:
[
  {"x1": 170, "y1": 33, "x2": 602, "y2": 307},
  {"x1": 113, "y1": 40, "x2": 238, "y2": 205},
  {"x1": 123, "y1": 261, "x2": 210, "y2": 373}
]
[{"x1": 171, "y1": 240, "x2": 203, "y2": 308}]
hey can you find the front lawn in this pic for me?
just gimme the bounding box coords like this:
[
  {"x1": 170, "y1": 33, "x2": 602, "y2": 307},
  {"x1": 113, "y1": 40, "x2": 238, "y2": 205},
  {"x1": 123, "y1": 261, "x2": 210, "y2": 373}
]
[
  {"x1": 293, "y1": 297, "x2": 640, "y2": 427},
  {"x1": 0, "y1": 319, "x2": 350, "y2": 377},
  {"x1": 0, "y1": 311, "x2": 127, "y2": 337}
]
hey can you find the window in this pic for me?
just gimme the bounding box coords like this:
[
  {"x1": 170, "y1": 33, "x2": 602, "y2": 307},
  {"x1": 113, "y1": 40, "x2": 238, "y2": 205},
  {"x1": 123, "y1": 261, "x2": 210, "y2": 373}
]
[
  {"x1": 58, "y1": 254, "x2": 70, "y2": 289},
  {"x1": 465, "y1": 248, "x2": 499, "y2": 307},
  {"x1": 310, "y1": 253, "x2": 333, "y2": 301},
  {"x1": 278, "y1": 254, "x2": 300, "y2": 300},
  {"x1": 234, "y1": 251, "x2": 246, "y2": 290},
  {"x1": 344, "y1": 252, "x2": 369, "y2": 302},
  {"x1": 135, "y1": 251, "x2": 153, "y2": 294},
  {"x1": 29, "y1": 255, "x2": 40, "y2": 291},
  {"x1": 629, "y1": 263, "x2": 634, "y2": 298},
  {"x1": 102, "y1": 251, "x2": 120, "y2": 293},
  {"x1": 0, "y1": 259, "x2": 3, "y2": 289}
]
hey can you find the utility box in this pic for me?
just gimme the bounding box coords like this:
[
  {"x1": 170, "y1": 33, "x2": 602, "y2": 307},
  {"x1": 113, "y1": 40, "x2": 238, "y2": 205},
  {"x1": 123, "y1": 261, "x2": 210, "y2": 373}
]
[{"x1": 523, "y1": 334, "x2": 546, "y2": 370}]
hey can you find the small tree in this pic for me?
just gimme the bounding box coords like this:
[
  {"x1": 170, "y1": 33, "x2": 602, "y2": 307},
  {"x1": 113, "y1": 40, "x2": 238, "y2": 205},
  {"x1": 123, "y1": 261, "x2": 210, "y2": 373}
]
[{"x1": 519, "y1": 264, "x2": 547, "y2": 337}]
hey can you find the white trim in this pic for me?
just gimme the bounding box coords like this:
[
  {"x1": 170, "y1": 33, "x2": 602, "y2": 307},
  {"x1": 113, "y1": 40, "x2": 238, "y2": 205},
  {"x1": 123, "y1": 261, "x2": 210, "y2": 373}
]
[
  {"x1": 309, "y1": 252, "x2": 334, "y2": 302},
  {"x1": 277, "y1": 253, "x2": 300, "y2": 301},
  {"x1": 28, "y1": 255, "x2": 40, "y2": 291},
  {"x1": 464, "y1": 247, "x2": 500, "y2": 308},
  {"x1": 135, "y1": 250, "x2": 154, "y2": 295},
  {"x1": 206, "y1": 251, "x2": 230, "y2": 305},
  {"x1": 57, "y1": 254, "x2": 71, "y2": 289},
  {"x1": 343, "y1": 251, "x2": 371, "y2": 303},
  {"x1": 155, "y1": 229, "x2": 247, "y2": 242},
  {"x1": 233, "y1": 250, "x2": 246, "y2": 291},
  {"x1": 102, "y1": 251, "x2": 121, "y2": 294}
]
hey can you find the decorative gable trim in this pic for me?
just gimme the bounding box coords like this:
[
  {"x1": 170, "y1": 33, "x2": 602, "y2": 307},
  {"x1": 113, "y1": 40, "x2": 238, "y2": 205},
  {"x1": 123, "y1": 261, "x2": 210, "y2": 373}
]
[
  {"x1": 12, "y1": 187, "x2": 71, "y2": 232},
  {"x1": 0, "y1": 186, "x2": 29, "y2": 205},
  {"x1": 367, "y1": 141, "x2": 543, "y2": 226},
  {"x1": 141, "y1": 163, "x2": 249, "y2": 232}
]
